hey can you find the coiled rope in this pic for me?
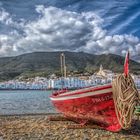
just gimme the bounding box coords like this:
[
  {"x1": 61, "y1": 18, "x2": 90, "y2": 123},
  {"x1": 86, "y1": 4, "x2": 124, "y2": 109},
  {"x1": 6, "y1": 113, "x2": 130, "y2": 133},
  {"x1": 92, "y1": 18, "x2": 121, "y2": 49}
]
[{"x1": 112, "y1": 74, "x2": 140, "y2": 129}]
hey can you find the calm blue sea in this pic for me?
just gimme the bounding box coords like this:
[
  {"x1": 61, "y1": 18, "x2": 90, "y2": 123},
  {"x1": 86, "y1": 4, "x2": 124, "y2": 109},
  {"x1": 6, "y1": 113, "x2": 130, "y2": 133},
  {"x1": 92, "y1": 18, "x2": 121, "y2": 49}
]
[{"x1": 0, "y1": 90, "x2": 57, "y2": 115}]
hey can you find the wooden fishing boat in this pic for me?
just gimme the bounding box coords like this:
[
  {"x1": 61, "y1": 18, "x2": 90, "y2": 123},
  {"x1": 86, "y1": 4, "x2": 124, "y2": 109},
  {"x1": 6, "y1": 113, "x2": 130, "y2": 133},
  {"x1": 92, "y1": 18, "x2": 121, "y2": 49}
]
[{"x1": 50, "y1": 52, "x2": 138, "y2": 132}]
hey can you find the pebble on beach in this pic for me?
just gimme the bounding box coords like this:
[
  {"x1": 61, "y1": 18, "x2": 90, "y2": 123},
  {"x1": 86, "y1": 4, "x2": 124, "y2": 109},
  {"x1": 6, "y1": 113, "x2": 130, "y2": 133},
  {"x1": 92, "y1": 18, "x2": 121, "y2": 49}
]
[{"x1": 0, "y1": 114, "x2": 140, "y2": 140}]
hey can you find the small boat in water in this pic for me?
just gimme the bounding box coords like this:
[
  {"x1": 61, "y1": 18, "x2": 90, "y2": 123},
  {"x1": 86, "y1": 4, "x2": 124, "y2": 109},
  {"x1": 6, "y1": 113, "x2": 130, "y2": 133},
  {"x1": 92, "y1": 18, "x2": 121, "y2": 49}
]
[{"x1": 50, "y1": 52, "x2": 139, "y2": 132}]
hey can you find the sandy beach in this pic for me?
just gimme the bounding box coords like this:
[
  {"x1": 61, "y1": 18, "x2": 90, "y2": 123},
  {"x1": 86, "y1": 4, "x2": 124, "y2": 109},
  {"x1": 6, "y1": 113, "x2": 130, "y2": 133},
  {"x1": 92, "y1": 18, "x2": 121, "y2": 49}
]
[{"x1": 0, "y1": 114, "x2": 139, "y2": 140}]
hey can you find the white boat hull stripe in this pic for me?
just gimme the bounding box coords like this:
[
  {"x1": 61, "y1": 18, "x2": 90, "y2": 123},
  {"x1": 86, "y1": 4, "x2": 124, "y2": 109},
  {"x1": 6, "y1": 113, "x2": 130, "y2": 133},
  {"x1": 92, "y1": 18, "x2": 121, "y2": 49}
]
[
  {"x1": 58, "y1": 84, "x2": 111, "y2": 96},
  {"x1": 50, "y1": 88, "x2": 112, "y2": 101}
]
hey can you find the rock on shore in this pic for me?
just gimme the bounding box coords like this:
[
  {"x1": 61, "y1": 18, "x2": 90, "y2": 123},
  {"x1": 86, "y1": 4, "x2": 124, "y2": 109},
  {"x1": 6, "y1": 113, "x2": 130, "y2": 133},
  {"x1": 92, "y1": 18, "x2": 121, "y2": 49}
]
[{"x1": 0, "y1": 114, "x2": 140, "y2": 140}]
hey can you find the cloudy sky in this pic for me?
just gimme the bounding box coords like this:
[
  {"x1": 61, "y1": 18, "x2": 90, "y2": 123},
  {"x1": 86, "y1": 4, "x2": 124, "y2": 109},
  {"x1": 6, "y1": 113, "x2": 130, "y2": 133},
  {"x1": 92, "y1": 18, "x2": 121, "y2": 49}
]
[{"x1": 0, "y1": 0, "x2": 140, "y2": 61}]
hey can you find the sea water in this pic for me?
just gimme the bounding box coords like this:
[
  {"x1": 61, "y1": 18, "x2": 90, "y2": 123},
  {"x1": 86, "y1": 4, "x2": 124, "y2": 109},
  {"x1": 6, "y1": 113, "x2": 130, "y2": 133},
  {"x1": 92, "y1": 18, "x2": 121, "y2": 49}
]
[{"x1": 0, "y1": 90, "x2": 57, "y2": 115}]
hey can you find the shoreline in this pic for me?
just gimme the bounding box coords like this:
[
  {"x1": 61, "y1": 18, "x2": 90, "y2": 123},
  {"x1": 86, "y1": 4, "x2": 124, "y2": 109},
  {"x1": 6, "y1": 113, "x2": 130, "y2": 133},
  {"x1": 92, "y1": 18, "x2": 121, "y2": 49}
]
[
  {"x1": 0, "y1": 112, "x2": 61, "y2": 118},
  {"x1": 0, "y1": 88, "x2": 81, "y2": 91},
  {"x1": 0, "y1": 112, "x2": 59, "y2": 117},
  {"x1": 0, "y1": 88, "x2": 139, "y2": 91},
  {"x1": 0, "y1": 114, "x2": 140, "y2": 140}
]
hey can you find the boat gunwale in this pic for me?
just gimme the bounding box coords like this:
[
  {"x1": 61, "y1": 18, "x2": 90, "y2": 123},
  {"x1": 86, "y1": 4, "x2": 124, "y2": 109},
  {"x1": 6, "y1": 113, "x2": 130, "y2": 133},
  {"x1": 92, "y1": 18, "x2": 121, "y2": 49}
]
[
  {"x1": 50, "y1": 84, "x2": 112, "y2": 98},
  {"x1": 50, "y1": 86, "x2": 113, "y2": 101}
]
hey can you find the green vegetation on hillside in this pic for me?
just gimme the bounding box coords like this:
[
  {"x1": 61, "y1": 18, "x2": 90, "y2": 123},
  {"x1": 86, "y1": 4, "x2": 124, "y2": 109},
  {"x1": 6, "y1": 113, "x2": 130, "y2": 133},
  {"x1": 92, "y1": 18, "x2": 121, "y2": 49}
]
[{"x1": 0, "y1": 51, "x2": 139, "y2": 81}]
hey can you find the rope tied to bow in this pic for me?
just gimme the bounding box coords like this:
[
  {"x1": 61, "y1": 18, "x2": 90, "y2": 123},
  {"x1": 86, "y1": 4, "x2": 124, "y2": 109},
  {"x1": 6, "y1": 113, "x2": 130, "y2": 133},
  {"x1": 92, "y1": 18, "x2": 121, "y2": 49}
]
[{"x1": 112, "y1": 73, "x2": 140, "y2": 129}]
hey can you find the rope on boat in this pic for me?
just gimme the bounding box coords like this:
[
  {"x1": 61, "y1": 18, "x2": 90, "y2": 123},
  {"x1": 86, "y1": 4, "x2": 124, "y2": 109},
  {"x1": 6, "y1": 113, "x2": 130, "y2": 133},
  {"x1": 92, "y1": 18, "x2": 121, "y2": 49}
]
[{"x1": 112, "y1": 73, "x2": 140, "y2": 129}]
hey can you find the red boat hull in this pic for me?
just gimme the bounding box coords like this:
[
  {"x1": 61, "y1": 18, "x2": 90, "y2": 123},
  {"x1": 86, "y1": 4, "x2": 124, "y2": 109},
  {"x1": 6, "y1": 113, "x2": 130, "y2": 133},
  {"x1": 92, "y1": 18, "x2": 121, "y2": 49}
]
[{"x1": 50, "y1": 84, "x2": 121, "y2": 132}]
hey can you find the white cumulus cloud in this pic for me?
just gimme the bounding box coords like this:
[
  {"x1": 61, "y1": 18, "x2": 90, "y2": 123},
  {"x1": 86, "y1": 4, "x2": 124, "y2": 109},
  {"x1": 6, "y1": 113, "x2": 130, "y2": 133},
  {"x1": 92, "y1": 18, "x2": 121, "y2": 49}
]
[{"x1": 0, "y1": 5, "x2": 139, "y2": 60}]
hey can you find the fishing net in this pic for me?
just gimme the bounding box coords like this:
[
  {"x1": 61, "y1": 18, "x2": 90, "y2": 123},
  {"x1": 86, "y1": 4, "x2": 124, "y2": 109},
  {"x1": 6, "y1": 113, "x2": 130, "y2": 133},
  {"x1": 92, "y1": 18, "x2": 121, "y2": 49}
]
[{"x1": 112, "y1": 74, "x2": 140, "y2": 129}]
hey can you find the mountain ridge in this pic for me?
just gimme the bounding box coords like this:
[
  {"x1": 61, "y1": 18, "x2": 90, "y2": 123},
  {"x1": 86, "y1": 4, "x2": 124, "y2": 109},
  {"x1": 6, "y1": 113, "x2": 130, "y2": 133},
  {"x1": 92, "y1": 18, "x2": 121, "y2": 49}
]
[{"x1": 0, "y1": 51, "x2": 139, "y2": 81}]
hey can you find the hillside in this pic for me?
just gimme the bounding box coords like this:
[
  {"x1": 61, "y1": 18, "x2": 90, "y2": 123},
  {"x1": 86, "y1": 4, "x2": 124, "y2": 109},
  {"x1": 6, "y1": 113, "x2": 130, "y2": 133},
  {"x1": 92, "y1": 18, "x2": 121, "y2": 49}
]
[{"x1": 0, "y1": 51, "x2": 139, "y2": 81}]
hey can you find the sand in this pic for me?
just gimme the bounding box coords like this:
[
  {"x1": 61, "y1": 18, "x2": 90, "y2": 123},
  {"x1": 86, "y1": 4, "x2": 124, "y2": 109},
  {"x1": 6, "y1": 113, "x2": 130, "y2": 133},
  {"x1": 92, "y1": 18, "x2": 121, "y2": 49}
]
[{"x1": 0, "y1": 114, "x2": 140, "y2": 140}]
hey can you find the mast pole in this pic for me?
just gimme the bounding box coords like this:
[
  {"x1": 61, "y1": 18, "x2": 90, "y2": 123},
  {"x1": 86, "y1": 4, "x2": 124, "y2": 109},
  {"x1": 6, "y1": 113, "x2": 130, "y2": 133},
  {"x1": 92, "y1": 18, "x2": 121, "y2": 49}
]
[{"x1": 60, "y1": 53, "x2": 67, "y2": 89}]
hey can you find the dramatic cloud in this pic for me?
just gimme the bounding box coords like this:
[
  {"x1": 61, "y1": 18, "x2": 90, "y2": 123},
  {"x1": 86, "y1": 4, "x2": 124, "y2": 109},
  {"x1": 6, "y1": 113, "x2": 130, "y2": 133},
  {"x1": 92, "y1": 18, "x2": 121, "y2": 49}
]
[{"x1": 0, "y1": 5, "x2": 140, "y2": 59}]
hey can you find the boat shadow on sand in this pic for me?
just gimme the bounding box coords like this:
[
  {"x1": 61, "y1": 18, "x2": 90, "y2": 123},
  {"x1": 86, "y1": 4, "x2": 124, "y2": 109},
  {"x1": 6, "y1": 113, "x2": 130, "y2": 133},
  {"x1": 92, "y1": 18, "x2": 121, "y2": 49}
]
[{"x1": 120, "y1": 120, "x2": 140, "y2": 136}]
